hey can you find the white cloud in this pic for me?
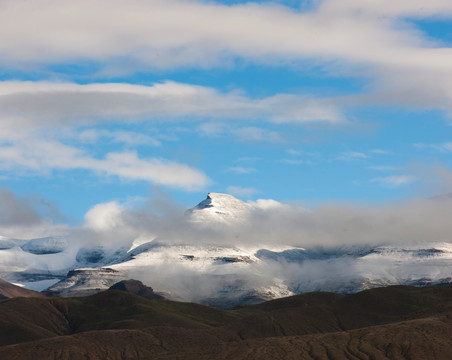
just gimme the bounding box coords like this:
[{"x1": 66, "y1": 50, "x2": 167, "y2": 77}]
[
  {"x1": 371, "y1": 149, "x2": 391, "y2": 155},
  {"x1": 412, "y1": 142, "x2": 452, "y2": 153},
  {"x1": 337, "y1": 151, "x2": 368, "y2": 161},
  {"x1": 439, "y1": 143, "x2": 452, "y2": 151},
  {"x1": 0, "y1": 137, "x2": 209, "y2": 190},
  {"x1": 1, "y1": 0, "x2": 450, "y2": 71},
  {"x1": 0, "y1": 81, "x2": 344, "y2": 129},
  {"x1": 371, "y1": 175, "x2": 417, "y2": 187},
  {"x1": 248, "y1": 198, "x2": 292, "y2": 210},
  {"x1": 0, "y1": 0, "x2": 451, "y2": 118},
  {"x1": 353, "y1": 68, "x2": 452, "y2": 117},
  {"x1": 84, "y1": 201, "x2": 124, "y2": 231},
  {"x1": 431, "y1": 143, "x2": 452, "y2": 152},
  {"x1": 287, "y1": 149, "x2": 302, "y2": 155},
  {"x1": 0, "y1": 79, "x2": 343, "y2": 188},
  {"x1": 319, "y1": 0, "x2": 452, "y2": 17},
  {"x1": 227, "y1": 166, "x2": 256, "y2": 174},
  {"x1": 1, "y1": 1, "x2": 452, "y2": 115}
]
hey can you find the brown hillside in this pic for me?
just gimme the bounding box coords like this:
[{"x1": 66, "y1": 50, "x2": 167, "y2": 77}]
[
  {"x1": 1, "y1": 285, "x2": 452, "y2": 359},
  {"x1": 0, "y1": 279, "x2": 44, "y2": 300}
]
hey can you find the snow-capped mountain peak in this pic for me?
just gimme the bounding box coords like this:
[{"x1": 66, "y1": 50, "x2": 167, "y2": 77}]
[{"x1": 186, "y1": 193, "x2": 251, "y2": 223}]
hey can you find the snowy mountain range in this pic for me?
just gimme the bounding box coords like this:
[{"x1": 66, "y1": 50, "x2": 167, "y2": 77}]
[{"x1": 1, "y1": 192, "x2": 452, "y2": 308}]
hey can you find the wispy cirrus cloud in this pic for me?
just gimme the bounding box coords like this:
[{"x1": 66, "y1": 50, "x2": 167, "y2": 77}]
[
  {"x1": 371, "y1": 175, "x2": 417, "y2": 188},
  {"x1": 226, "y1": 166, "x2": 256, "y2": 174},
  {"x1": 337, "y1": 151, "x2": 369, "y2": 161},
  {"x1": 425, "y1": 142, "x2": 452, "y2": 153}
]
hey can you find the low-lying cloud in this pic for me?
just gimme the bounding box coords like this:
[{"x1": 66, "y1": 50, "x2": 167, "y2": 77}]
[
  {"x1": 3, "y1": 187, "x2": 452, "y2": 300},
  {"x1": 0, "y1": 188, "x2": 66, "y2": 239},
  {"x1": 3, "y1": 186, "x2": 452, "y2": 252},
  {"x1": 75, "y1": 191, "x2": 452, "y2": 250}
]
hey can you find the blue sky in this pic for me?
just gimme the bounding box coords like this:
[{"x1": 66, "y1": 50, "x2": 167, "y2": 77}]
[{"x1": 1, "y1": 0, "x2": 452, "y2": 224}]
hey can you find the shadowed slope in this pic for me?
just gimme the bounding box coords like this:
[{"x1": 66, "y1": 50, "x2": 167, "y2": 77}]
[
  {"x1": 162, "y1": 316, "x2": 452, "y2": 360},
  {"x1": 0, "y1": 297, "x2": 70, "y2": 346}
]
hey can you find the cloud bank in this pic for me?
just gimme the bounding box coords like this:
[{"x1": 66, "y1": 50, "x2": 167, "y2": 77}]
[
  {"x1": 1, "y1": 0, "x2": 450, "y2": 71},
  {"x1": 2, "y1": 187, "x2": 452, "y2": 300},
  {"x1": 72, "y1": 191, "x2": 452, "y2": 250}
]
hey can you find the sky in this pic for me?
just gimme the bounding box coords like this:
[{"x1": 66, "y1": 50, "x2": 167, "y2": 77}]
[{"x1": 1, "y1": 0, "x2": 452, "y2": 226}]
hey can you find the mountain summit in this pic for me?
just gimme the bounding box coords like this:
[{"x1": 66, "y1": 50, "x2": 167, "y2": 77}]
[{"x1": 186, "y1": 193, "x2": 251, "y2": 223}]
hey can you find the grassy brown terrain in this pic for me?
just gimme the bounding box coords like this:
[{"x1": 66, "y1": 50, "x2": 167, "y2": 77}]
[
  {"x1": 0, "y1": 279, "x2": 44, "y2": 300},
  {"x1": 1, "y1": 285, "x2": 452, "y2": 359}
]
